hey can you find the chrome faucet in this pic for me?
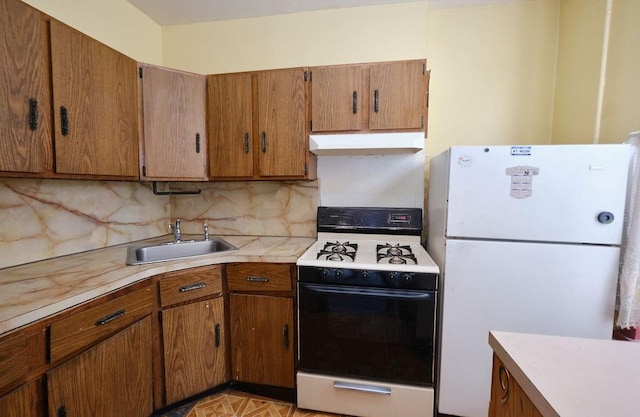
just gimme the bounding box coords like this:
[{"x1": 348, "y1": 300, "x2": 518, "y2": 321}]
[{"x1": 168, "y1": 218, "x2": 182, "y2": 242}]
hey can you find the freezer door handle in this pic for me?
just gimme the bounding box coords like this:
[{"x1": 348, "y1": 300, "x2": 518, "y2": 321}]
[{"x1": 597, "y1": 212, "x2": 614, "y2": 224}]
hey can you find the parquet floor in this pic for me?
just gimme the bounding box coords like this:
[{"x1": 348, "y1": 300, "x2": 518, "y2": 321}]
[{"x1": 157, "y1": 389, "x2": 351, "y2": 417}]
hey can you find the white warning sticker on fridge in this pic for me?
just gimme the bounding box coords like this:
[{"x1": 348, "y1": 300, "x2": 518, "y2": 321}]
[{"x1": 505, "y1": 165, "x2": 539, "y2": 199}]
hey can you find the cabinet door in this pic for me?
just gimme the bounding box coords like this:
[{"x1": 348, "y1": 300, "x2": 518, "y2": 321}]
[
  {"x1": 230, "y1": 294, "x2": 294, "y2": 388},
  {"x1": 50, "y1": 20, "x2": 138, "y2": 178},
  {"x1": 162, "y1": 297, "x2": 227, "y2": 404},
  {"x1": 369, "y1": 61, "x2": 425, "y2": 130},
  {"x1": 47, "y1": 317, "x2": 153, "y2": 417},
  {"x1": 0, "y1": 379, "x2": 43, "y2": 417},
  {"x1": 257, "y1": 69, "x2": 307, "y2": 178},
  {"x1": 141, "y1": 65, "x2": 207, "y2": 180},
  {"x1": 0, "y1": 0, "x2": 52, "y2": 173},
  {"x1": 207, "y1": 73, "x2": 253, "y2": 178},
  {"x1": 311, "y1": 65, "x2": 362, "y2": 132}
]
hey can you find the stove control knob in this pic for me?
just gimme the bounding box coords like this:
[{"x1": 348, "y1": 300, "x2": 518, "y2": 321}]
[
  {"x1": 335, "y1": 269, "x2": 344, "y2": 280},
  {"x1": 361, "y1": 271, "x2": 369, "y2": 280},
  {"x1": 401, "y1": 273, "x2": 413, "y2": 286},
  {"x1": 322, "y1": 269, "x2": 333, "y2": 281},
  {"x1": 387, "y1": 272, "x2": 398, "y2": 285}
]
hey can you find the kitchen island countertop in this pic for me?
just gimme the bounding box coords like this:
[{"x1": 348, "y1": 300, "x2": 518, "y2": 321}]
[
  {"x1": 0, "y1": 235, "x2": 314, "y2": 336},
  {"x1": 489, "y1": 330, "x2": 640, "y2": 417}
]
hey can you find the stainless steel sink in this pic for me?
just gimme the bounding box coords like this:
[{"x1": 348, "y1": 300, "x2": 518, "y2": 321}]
[{"x1": 126, "y1": 238, "x2": 238, "y2": 265}]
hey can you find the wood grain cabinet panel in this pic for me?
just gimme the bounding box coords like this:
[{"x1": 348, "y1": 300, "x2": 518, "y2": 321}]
[
  {"x1": 226, "y1": 263, "x2": 293, "y2": 293},
  {"x1": 310, "y1": 60, "x2": 427, "y2": 133},
  {"x1": 49, "y1": 286, "x2": 153, "y2": 362},
  {"x1": 162, "y1": 297, "x2": 227, "y2": 404},
  {"x1": 207, "y1": 68, "x2": 312, "y2": 180},
  {"x1": 489, "y1": 354, "x2": 544, "y2": 417},
  {"x1": 229, "y1": 294, "x2": 294, "y2": 388},
  {"x1": 207, "y1": 72, "x2": 254, "y2": 178},
  {"x1": 47, "y1": 317, "x2": 153, "y2": 417},
  {"x1": 0, "y1": 379, "x2": 44, "y2": 417},
  {"x1": 159, "y1": 265, "x2": 223, "y2": 308},
  {"x1": 0, "y1": 0, "x2": 52, "y2": 174},
  {"x1": 139, "y1": 64, "x2": 207, "y2": 180},
  {"x1": 50, "y1": 19, "x2": 138, "y2": 178}
]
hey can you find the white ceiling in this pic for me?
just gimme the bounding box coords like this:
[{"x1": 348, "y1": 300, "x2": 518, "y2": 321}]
[{"x1": 127, "y1": 0, "x2": 520, "y2": 26}]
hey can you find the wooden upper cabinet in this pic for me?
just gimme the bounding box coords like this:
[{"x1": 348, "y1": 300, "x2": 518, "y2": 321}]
[
  {"x1": 257, "y1": 68, "x2": 308, "y2": 178},
  {"x1": 0, "y1": 0, "x2": 52, "y2": 174},
  {"x1": 207, "y1": 72, "x2": 253, "y2": 178},
  {"x1": 369, "y1": 60, "x2": 426, "y2": 130},
  {"x1": 50, "y1": 19, "x2": 138, "y2": 179},
  {"x1": 207, "y1": 68, "x2": 312, "y2": 180},
  {"x1": 310, "y1": 60, "x2": 427, "y2": 133},
  {"x1": 140, "y1": 65, "x2": 207, "y2": 180},
  {"x1": 310, "y1": 65, "x2": 363, "y2": 132}
]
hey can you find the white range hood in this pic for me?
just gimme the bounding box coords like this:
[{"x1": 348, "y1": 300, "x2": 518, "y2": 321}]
[{"x1": 309, "y1": 132, "x2": 424, "y2": 155}]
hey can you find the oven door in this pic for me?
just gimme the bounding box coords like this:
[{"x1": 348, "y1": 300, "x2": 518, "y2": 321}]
[{"x1": 298, "y1": 282, "x2": 436, "y2": 386}]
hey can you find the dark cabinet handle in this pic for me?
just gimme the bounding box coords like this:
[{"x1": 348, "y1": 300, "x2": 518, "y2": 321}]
[
  {"x1": 246, "y1": 276, "x2": 269, "y2": 283},
  {"x1": 498, "y1": 364, "x2": 511, "y2": 405},
  {"x1": 60, "y1": 106, "x2": 69, "y2": 136},
  {"x1": 374, "y1": 89, "x2": 379, "y2": 113},
  {"x1": 283, "y1": 324, "x2": 289, "y2": 349},
  {"x1": 244, "y1": 133, "x2": 250, "y2": 153},
  {"x1": 94, "y1": 309, "x2": 126, "y2": 326},
  {"x1": 261, "y1": 131, "x2": 267, "y2": 152},
  {"x1": 214, "y1": 323, "x2": 221, "y2": 348},
  {"x1": 57, "y1": 405, "x2": 67, "y2": 417},
  {"x1": 178, "y1": 282, "x2": 206, "y2": 292},
  {"x1": 352, "y1": 91, "x2": 358, "y2": 114},
  {"x1": 28, "y1": 98, "x2": 39, "y2": 131},
  {"x1": 195, "y1": 133, "x2": 201, "y2": 153}
]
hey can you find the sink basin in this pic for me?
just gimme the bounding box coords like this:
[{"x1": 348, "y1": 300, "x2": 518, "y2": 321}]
[{"x1": 126, "y1": 238, "x2": 238, "y2": 265}]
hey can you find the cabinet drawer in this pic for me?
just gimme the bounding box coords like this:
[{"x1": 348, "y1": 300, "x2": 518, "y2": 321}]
[
  {"x1": 49, "y1": 286, "x2": 153, "y2": 362},
  {"x1": 159, "y1": 266, "x2": 223, "y2": 308},
  {"x1": 0, "y1": 326, "x2": 46, "y2": 392},
  {"x1": 226, "y1": 263, "x2": 292, "y2": 292}
]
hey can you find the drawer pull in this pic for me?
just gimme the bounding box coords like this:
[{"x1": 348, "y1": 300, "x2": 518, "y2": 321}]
[
  {"x1": 179, "y1": 282, "x2": 207, "y2": 292},
  {"x1": 334, "y1": 381, "x2": 391, "y2": 395},
  {"x1": 283, "y1": 324, "x2": 289, "y2": 349},
  {"x1": 94, "y1": 309, "x2": 126, "y2": 326},
  {"x1": 246, "y1": 276, "x2": 270, "y2": 283},
  {"x1": 215, "y1": 323, "x2": 221, "y2": 348}
]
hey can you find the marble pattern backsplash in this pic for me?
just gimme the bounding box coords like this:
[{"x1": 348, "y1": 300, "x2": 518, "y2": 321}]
[
  {"x1": 170, "y1": 180, "x2": 318, "y2": 238},
  {"x1": 0, "y1": 178, "x2": 170, "y2": 269},
  {"x1": 0, "y1": 178, "x2": 318, "y2": 270}
]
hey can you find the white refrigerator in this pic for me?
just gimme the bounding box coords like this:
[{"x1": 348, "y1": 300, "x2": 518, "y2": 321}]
[{"x1": 426, "y1": 144, "x2": 630, "y2": 417}]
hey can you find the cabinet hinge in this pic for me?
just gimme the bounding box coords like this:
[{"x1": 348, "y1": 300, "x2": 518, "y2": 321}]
[
  {"x1": 142, "y1": 166, "x2": 146, "y2": 177},
  {"x1": 304, "y1": 71, "x2": 308, "y2": 82},
  {"x1": 139, "y1": 67, "x2": 143, "y2": 79},
  {"x1": 423, "y1": 63, "x2": 426, "y2": 75}
]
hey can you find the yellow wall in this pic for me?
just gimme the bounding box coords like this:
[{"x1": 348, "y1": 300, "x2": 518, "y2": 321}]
[
  {"x1": 551, "y1": 0, "x2": 606, "y2": 144},
  {"x1": 600, "y1": 0, "x2": 640, "y2": 143},
  {"x1": 21, "y1": 0, "x2": 163, "y2": 64},
  {"x1": 162, "y1": 2, "x2": 429, "y2": 74},
  {"x1": 426, "y1": 0, "x2": 559, "y2": 156}
]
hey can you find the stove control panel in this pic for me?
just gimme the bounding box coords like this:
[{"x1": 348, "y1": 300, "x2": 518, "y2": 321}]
[{"x1": 298, "y1": 266, "x2": 437, "y2": 291}]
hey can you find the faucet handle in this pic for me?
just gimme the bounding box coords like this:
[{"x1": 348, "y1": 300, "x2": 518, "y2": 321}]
[
  {"x1": 175, "y1": 218, "x2": 181, "y2": 229},
  {"x1": 203, "y1": 222, "x2": 209, "y2": 240}
]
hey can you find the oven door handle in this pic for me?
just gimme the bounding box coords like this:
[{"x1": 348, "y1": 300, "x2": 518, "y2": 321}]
[
  {"x1": 301, "y1": 283, "x2": 433, "y2": 300},
  {"x1": 334, "y1": 381, "x2": 391, "y2": 395}
]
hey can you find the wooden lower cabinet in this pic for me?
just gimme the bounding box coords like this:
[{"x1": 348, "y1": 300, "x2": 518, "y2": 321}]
[
  {"x1": 489, "y1": 354, "x2": 543, "y2": 417},
  {"x1": 0, "y1": 379, "x2": 44, "y2": 417},
  {"x1": 162, "y1": 297, "x2": 227, "y2": 404},
  {"x1": 47, "y1": 317, "x2": 153, "y2": 417},
  {"x1": 229, "y1": 294, "x2": 294, "y2": 388}
]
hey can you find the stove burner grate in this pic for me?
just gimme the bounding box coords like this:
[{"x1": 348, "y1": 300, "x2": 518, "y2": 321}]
[
  {"x1": 317, "y1": 241, "x2": 357, "y2": 262},
  {"x1": 376, "y1": 243, "x2": 417, "y2": 265}
]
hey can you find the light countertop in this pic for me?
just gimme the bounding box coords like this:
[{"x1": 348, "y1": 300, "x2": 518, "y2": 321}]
[
  {"x1": 0, "y1": 235, "x2": 315, "y2": 336},
  {"x1": 489, "y1": 330, "x2": 640, "y2": 417}
]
